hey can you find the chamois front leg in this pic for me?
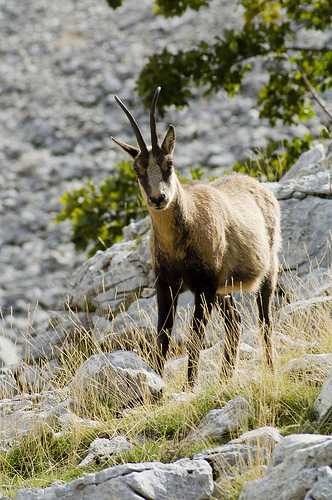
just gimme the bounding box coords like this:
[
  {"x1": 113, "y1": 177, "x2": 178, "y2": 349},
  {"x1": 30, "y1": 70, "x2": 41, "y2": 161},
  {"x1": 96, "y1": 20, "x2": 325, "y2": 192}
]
[
  {"x1": 218, "y1": 294, "x2": 242, "y2": 379},
  {"x1": 155, "y1": 278, "x2": 179, "y2": 377},
  {"x1": 187, "y1": 289, "x2": 216, "y2": 388}
]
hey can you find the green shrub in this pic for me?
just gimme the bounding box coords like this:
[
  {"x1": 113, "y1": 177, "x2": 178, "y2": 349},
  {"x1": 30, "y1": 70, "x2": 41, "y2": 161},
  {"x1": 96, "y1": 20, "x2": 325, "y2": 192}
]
[
  {"x1": 233, "y1": 135, "x2": 314, "y2": 182},
  {"x1": 55, "y1": 160, "x2": 146, "y2": 257}
]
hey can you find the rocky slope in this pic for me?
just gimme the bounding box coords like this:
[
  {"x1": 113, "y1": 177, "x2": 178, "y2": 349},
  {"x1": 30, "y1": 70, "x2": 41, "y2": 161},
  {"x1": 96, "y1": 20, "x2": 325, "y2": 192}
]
[
  {"x1": 0, "y1": 142, "x2": 331, "y2": 499},
  {"x1": 0, "y1": 0, "x2": 329, "y2": 353}
]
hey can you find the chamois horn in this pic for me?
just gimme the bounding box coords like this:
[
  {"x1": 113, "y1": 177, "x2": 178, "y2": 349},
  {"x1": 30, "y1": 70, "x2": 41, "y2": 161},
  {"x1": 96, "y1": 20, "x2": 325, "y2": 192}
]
[
  {"x1": 150, "y1": 87, "x2": 161, "y2": 155},
  {"x1": 114, "y1": 95, "x2": 148, "y2": 155}
]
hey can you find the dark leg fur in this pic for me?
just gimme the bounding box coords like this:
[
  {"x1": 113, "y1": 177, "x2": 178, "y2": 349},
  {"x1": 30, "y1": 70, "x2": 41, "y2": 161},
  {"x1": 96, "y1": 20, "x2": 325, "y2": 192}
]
[
  {"x1": 256, "y1": 274, "x2": 276, "y2": 371},
  {"x1": 155, "y1": 279, "x2": 179, "y2": 377},
  {"x1": 218, "y1": 294, "x2": 242, "y2": 379},
  {"x1": 187, "y1": 289, "x2": 216, "y2": 388}
]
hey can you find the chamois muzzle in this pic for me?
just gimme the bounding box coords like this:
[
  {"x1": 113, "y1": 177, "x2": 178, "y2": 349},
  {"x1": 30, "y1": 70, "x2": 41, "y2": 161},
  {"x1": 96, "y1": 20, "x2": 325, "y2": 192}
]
[{"x1": 149, "y1": 193, "x2": 167, "y2": 210}]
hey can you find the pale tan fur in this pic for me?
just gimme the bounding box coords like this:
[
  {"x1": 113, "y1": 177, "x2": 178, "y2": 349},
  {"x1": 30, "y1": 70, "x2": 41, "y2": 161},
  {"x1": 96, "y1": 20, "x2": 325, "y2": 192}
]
[{"x1": 112, "y1": 88, "x2": 281, "y2": 387}]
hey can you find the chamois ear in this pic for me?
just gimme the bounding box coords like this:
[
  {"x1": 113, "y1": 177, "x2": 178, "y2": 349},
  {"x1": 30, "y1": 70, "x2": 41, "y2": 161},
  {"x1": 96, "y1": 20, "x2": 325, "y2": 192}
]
[
  {"x1": 111, "y1": 137, "x2": 140, "y2": 159},
  {"x1": 161, "y1": 125, "x2": 176, "y2": 155}
]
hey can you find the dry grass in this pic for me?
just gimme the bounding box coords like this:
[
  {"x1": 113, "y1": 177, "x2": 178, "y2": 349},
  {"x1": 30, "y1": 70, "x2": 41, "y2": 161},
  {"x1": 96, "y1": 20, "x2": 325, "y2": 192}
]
[{"x1": 0, "y1": 265, "x2": 331, "y2": 498}]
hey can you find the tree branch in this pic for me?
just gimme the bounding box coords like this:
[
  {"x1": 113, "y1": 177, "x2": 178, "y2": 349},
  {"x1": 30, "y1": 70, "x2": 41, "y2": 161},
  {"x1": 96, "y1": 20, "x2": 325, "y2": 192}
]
[
  {"x1": 286, "y1": 45, "x2": 332, "y2": 53},
  {"x1": 298, "y1": 66, "x2": 332, "y2": 121}
]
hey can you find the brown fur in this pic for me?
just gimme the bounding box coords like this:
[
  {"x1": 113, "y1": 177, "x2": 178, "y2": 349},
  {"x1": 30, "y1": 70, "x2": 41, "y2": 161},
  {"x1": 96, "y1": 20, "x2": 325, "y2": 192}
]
[{"x1": 112, "y1": 89, "x2": 281, "y2": 387}]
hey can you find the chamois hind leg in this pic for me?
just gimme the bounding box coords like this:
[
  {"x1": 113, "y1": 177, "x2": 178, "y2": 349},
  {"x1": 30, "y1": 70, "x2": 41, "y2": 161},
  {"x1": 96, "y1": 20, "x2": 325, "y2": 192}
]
[
  {"x1": 155, "y1": 278, "x2": 179, "y2": 377},
  {"x1": 218, "y1": 294, "x2": 242, "y2": 379},
  {"x1": 187, "y1": 289, "x2": 216, "y2": 388},
  {"x1": 256, "y1": 271, "x2": 277, "y2": 371}
]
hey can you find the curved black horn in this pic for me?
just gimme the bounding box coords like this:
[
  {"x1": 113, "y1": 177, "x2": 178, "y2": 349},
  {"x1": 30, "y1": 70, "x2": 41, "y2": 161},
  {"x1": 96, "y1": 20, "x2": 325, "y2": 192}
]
[
  {"x1": 114, "y1": 95, "x2": 148, "y2": 155},
  {"x1": 150, "y1": 87, "x2": 161, "y2": 154}
]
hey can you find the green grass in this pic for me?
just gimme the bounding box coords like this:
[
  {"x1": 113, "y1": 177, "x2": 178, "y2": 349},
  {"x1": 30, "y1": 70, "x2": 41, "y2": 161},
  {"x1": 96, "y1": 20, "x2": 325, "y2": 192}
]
[{"x1": 0, "y1": 266, "x2": 331, "y2": 498}]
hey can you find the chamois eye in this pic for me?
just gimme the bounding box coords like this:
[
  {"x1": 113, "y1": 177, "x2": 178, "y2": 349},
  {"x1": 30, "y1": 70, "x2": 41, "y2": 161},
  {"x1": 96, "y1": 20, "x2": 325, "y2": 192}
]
[
  {"x1": 133, "y1": 165, "x2": 142, "y2": 178},
  {"x1": 167, "y1": 159, "x2": 173, "y2": 169}
]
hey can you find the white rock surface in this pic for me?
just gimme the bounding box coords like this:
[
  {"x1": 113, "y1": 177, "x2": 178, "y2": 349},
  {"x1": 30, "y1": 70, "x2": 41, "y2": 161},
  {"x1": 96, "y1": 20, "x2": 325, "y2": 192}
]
[
  {"x1": 314, "y1": 366, "x2": 332, "y2": 423},
  {"x1": 70, "y1": 350, "x2": 164, "y2": 407},
  {"x1": 14, "y1": 459, "x2": 214, "y2": 500},
  {"x1": 186, "y1": 396, "x2": 251, "y2": 444},
  {"x1": 239, "y1": 434, "x2": 332, "y2": 500}
]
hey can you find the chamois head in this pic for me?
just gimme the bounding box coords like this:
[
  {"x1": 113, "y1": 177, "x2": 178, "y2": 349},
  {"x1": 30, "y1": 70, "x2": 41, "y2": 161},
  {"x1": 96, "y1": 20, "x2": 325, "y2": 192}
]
[{"x1": 112, "y1": 87, "x2": 177, "y2": 211}]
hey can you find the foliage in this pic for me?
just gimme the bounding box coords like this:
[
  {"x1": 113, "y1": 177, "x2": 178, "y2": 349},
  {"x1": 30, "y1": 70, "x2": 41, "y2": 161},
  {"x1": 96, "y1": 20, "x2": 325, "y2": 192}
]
[
  {"x1": 55, "y1": 160, "x2": 146, "y2": 257},
  {"x1": 107, "y1": 0, "x2": 332, "y2": 146},
  {"x1": 233, "y1": 134, "x2": 314, "y2": 181}
]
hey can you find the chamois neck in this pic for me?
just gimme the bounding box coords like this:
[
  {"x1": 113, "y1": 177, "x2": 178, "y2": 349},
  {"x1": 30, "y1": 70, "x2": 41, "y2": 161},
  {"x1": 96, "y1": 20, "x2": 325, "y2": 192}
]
[{"x1": 148, "y1": 180, "x2": 189, "y2": 249}]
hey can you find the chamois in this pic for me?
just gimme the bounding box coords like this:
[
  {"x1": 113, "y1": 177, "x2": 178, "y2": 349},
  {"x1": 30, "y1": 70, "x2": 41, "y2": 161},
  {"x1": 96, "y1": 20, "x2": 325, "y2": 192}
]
[{"x1": 112, "y1": 87, "x2": 281, "y2": 388}]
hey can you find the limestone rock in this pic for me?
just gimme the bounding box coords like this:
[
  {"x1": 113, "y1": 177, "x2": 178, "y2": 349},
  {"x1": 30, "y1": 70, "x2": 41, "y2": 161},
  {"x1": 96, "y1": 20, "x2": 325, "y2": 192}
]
[
  {"x1": 14, "y1": 459, "x2": 214, "y2": 500},
  {"x1": 77, "y1": 436, "x2": 132, "y2": 468},
  {"x1": 229, "y1": 426, "x2": 282, "y2": 451},
  {"x1": 70, "y1": 351, "x2": 164, "y2": 407},
  {"x1": 0, "y1": 388, "x2": 70, "y2": 450},
  {"x1": 279, "y1": 196, "x2": 332, "y2": 277},
  {"x1": 0, "y1": 373, "x2": 18, "y2": 399},
  {"x1": 281, "y1": 353, "x2": 332, "y2": 383},
  {"x1": 280, "y1": 144, "x2": 326, "y2": 181},
  {"x1": 194, "y1": 443, "x2": 267, "y2": 479},
  {"x1": 314, "y1": 366, "x2": 332, "y2": 422},
  {"x1": 186, "y1": 397, "x2": 251, "y2": 444},
  {"x1": 304, "y1": 466, "x2": 332, "y2": 500},
  {"x1": 239, "y1": 434, "x2": 332, "y2": 500}
]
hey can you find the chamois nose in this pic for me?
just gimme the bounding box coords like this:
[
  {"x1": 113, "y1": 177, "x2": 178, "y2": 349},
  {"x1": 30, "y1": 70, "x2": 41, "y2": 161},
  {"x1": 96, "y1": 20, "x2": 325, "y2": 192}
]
[{"x1": 149, "y1": 194, "x2": 166, "y2": 208}]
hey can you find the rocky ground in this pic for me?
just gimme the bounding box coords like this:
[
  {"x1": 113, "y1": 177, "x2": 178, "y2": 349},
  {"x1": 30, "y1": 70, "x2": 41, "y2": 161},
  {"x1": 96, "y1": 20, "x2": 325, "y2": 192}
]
[
  {"x1": 0, "y1": 0, "x2": 330, "y2": 357},
  {"x1": 0, "y1": 142, "x2": 331, "y2": 499},
  {"x1": 1, "y1": 4, "x2": 332, "y2": 497}
]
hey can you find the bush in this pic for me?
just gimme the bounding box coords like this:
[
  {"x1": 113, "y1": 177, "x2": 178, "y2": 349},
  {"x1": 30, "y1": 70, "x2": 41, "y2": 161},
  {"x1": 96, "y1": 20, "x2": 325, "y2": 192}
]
[{"x1": 55, "y1": 160, "x2": 146, "y2": 257}]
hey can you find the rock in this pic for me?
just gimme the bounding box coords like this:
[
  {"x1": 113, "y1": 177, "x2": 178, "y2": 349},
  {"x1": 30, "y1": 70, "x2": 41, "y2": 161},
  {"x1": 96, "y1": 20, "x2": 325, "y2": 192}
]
[
  {"x1": 77, "y1": 436, "x2": 133, "y2": 468},
  {"x1": 278, "y1": 267, "x2": 332, "y2": 300},
  {"x1": 229, "y1": 426, "x2": 282, "y2": 451},
  {"x1": 280, "y1": 354, "x2": 332, "y2": 383},
  {"x1": 68, "y1": 233, "x2": 153, "y2": 313},
  {"x1": 23, "y1": 312, "x2": 91, "y2": 362},
  {"x1": 278, "y1": 295, "x2": 332, "y2": 324},
  {"x1": 186, "y1": 397, "x2": 251, "y2": 444},
  {"x1": 0, "y1": 388, "x2": 89, "y2": 451},
  {"x1": 314, "y1": 366, "x2": 332, "y2": 422},
  {"x1": 194, "y1": 443, "x2": 268, "y2": 479},
  {"x1": 17, "y1": 360, "x2": 63, "y2": 393},
  {"x1": 279, "y1": 196, "x2": 332, "y2": 277},
  {"x1": 0, "y1": 336, "x2": 21, "y2": 367},
  {"x1": 239, "y1": 434, "x2": 332, "y2": 500},
  {"x1": 14, "y1": 459, "x2": 214, "y2": 500},
  {"x1": 70, "y1": 351, "x2": 164, "y2": 408},
  {"x1": 280, "y1": 144, "x2": 326, "y2": 181},
  {"x1": 304, "y1": 466, "x2": 332, "y2": 500}
]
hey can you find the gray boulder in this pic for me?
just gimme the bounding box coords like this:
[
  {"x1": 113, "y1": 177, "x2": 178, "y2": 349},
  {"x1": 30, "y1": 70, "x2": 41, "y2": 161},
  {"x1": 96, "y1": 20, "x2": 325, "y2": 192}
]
[
  {"x1": 279, "y1": 196, "x2": 332, "y2": 277},
  {"x1": 186, "y1": 396, "x2": 251, "y2": 444},
  {"x1": 14, "y1": 459, "x2": 214, "y2": 500},
  {"x1": 229, "y1": 426, "x2": 282, "y2": 451},
  {"x1": 239, "y1": 434, "x2": 332, "y2": 500},
  {"x1": 314, "y1": 366, "x2": 332, "y2": 423},
  {"x1": 281, "y1": 353, "x2": 332, "y2": 384},
  {"x1": 194, "y1": 442, "x2": 267, "y2": 479},
  {"x1": 0, "y1": 388, "x2": 70, "y2": 450},
  {"x1": 70, "y1": 351, "x2": 164, "y2": 407},
  {"x1": 77, "y1": 436, "x2": 133, "y2": 468},
  {"x1": 280, "y1": 144, "x2": 327, "y2": 181}
]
